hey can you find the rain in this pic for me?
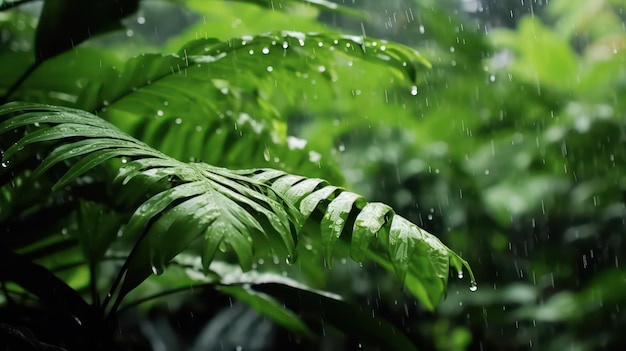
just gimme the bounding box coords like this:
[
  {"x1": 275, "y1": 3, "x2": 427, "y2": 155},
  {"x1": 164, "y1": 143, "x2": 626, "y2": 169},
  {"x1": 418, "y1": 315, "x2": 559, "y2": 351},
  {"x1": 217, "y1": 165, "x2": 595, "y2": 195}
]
[{"x1": 0, "y1": 0, "x2": 624, "y2": 350}]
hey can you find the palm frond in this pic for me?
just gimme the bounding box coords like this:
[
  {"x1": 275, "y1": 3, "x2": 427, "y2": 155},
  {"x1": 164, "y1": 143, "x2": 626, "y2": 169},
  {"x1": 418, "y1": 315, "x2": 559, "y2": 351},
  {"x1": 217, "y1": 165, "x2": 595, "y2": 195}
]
[
  {"x1": 0, "y1": 102, "x2": 473, "y2": 310},
  {"x1": 7, "y1": 31, "x2": 429, "y2": 184}
]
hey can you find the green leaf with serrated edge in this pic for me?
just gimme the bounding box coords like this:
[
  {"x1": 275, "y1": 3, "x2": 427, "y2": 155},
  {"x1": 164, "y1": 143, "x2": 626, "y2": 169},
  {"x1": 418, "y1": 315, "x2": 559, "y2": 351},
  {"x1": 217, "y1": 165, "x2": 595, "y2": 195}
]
[
  {"x1": 0, "y1": 110, "x2": 111, "y2": 131},
  {"x1": 0, "y1": 102, "x2": 474, "y2": 312},
  {"x1": 387, "y1": 216, "x2": 419, "y2": 284},
  {"x1": 321, "y1": 192, "x2": 364, "y2": 268},
  {"x1": 369, "y1": 252, "x2": 438, "y2": 311},
  {"x1": 115, "y1": 158, "x2": 185, "y2": 184},
  {"x1": 299, "y1": 185, "x2": 338, "y2": 218},
  {"x1": 199, "y1": 166, "x2": 297, "y2": 230},
  {"x1": 147, "y1": 195, "x2": 221, "y2": 268},
  {"x1": 421, "y1": 232, "x2": 452, "y2": 280},
  {"x1": 33, "y1": 139, "x2": 154, "y2": 178},
  {"x1": 52, "y1": 148, "x2": 157, "y2": 190},
  {"x1": 250, "y1": 169, "x2": 287, "y2": 183},
  {"x1": 3, "y1": 123, "x2": 136, "y2": 160},
  {"x1": 448, "y1": 250, "x2": 476, "y2": 288},
  {"x1": 351, "y1": 202, "x2": 393, "y2": 263},
  {"x1": 123, "y1": 181, "x2": 214, "y2": 240},
  {"x1": 197, "y1": 171, "x2": 295, "y2": 255},
  {"x1": 282, "y1": 178, "x2": 326, "y2": 205},
  {"x1": 270, "y1": 174, "x2": 306, "y2": 195}
]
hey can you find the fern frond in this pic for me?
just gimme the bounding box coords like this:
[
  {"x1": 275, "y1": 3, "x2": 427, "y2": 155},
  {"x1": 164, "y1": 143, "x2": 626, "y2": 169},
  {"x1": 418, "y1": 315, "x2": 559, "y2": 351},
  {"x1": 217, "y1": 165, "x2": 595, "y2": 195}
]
[
  {"x1": 8, "y1": 31, "x2": 429, "y2": 184},
  {"x1": 0, "y1": 102, "x2": 473, "y2": 309}
]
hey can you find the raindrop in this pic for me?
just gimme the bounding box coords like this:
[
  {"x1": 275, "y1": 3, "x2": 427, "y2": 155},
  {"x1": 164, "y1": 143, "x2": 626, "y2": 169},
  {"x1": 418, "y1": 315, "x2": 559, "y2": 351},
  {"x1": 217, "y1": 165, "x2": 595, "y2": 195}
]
[
  {"x1": 470, "y1": 284, "x2": 478, "y2": 292},
  {"x1": 309, "y1": 151, "x2": 322, "y2": 162},
  {"x1": 157, "y1": 110, "x2": 164, "y2": 117},
  {"x1": 248, "y1": 49, "x2": 254, "y2": 55},
  {"x1": 175, "y1": 118, "x2": 182, "y2": 124},
  {"x1": 137, "y1": 16, "x2": 146, "y2": 24},
  {"x1": 457, "y1": 270, "x2": 464, "y2": 279},
  {"x1": 266, "y1": 66, "x2": 273, "y2": 72},
  {"x1": 489, "y1": 74, "x2": 496, "y2": 82},
  {"x1": 126, "y1": 29, "x2": 134, "y2": 37},
  {"x1": 410, "y1": 85, "x2": 418, "y2": 96},
  {"x1": 282, "y1": 41, "x2": 289, "y2": 49},
  {"x1": 419, "y1": 25, "x2": 425, "y2": 34},
  {"x1": 151, "y1": 265, "x2": 164, "y2": 275},
  {"x1": 261, "y1": 47, "x2": 270, "y2": 54},
  {"x1": 218, "y1": 241, "x2": 228, "y2": 252},
  {"x1": 263, "y1": 147, "x2": 271, "y2": 161}
]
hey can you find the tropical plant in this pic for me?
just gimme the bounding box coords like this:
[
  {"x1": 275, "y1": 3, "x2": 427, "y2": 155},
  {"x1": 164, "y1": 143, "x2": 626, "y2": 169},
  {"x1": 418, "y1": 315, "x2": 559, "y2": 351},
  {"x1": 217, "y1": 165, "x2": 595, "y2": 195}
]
[
  {"x1": 328, "y1": 0, "x2": 626, "y2": 350},
  {"x1": 0, "y1": 0, "x2": 474, "y2": 349}
]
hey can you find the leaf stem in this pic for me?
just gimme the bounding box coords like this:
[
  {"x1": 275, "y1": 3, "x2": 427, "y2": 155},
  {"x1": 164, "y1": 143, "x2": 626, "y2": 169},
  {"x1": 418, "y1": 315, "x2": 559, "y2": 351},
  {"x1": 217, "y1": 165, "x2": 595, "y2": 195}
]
[{"x1": 0, "y1": 61, "x2": 41, "y2": 105}]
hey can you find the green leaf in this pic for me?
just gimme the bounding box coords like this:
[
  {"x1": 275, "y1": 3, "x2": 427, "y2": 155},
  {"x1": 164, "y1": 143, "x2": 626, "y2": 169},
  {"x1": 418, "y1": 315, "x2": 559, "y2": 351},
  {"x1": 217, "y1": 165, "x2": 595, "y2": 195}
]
[
  {"x1": 0, "y1": 102, "x2": 474, "y2": 311},
  {"x1": 320, "y1": 191, "x2": 365, "y2": 268},
  {"x1": 255, "y1": 282, "x2": 419, "y2": 351},
  {"x1": 218, "y1": 286, "x2": 315, "y2": 338},
  {"x1": 491, "y1": 17, "x2": 579, "y2": 89},
  {"x1": 351, "y1": 202, "x2": 393, "y2": 263},
  {"x1": 77, "y1": 201, "x2": 125, "y2": 264}
]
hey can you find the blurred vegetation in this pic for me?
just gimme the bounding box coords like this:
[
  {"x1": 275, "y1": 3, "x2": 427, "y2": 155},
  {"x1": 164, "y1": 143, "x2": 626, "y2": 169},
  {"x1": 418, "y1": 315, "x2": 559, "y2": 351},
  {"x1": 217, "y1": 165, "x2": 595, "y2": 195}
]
[{"x1": 1, "y1": 0, "x2": 626, "y2": 350}]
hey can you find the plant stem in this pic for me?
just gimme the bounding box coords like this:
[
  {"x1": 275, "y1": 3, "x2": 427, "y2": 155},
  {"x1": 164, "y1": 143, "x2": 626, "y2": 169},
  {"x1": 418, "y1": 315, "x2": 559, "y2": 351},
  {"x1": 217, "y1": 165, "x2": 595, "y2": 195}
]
[
  {"x1": 117, "y1": 283, "x2": 218, "y2": 313},
  {"x1": 0, "y1": 61, "x2": 40, "y2": 105}
]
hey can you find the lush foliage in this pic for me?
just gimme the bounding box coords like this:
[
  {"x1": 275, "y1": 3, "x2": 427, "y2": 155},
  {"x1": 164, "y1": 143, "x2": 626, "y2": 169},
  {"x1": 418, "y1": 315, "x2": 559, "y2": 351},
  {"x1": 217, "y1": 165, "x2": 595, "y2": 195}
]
[
  {"x1": 4, "y1": 0, "x2": 624, "y2": 350},
  {"x1": 328, "y1": 0, "x2": 626, "y2": 350},
  {"x1": 0, "y1": 0, "x2": 474, "y2": 349}
]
